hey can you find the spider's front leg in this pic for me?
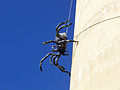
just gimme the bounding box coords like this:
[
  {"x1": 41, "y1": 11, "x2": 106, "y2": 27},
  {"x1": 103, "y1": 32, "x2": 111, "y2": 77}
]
[
  {"x1": 56, "y1": 23, "x2": 72, "y2": 36},
  {"x1": 56, "y1": 19, "x2": 71, "y2": 30}
]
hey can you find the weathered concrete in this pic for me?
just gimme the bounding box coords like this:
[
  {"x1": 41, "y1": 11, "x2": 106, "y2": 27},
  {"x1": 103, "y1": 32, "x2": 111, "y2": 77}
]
[{"x1": 70, "y1": 0, "x2": 120, "y2": 90}]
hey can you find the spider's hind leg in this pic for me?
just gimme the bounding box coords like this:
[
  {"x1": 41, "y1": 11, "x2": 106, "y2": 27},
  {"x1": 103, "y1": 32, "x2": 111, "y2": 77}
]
[
  {"x1": 49, "y1": 55, "x2": 54, "y2": 65},
  {"x1": 58, "y1": 67, "x2": 71, "y2": 76},
  {"x1": 52, "y1": 54, "x2": 58, "y2": 65},
  {"x1": 40, "y1": 53, "x2": 55, "y2": 71},
  {"x1": 53, "y1": 54, "x2": 65, "y2": 71},
  {"x1": 49, "y1": 54, "x2": 65, "y2": 70},
  {"x1": 55, "y1": 54, "x2": 71, "y2": 76}
]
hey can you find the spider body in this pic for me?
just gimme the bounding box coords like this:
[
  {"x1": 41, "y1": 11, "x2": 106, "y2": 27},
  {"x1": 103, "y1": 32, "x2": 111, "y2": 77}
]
[
  {"x1": 40, "y1": 19, "x2": 77, "y2": 76},
  {"x1": 55, "y1": 33, "x2": 67, "y2": 41}
]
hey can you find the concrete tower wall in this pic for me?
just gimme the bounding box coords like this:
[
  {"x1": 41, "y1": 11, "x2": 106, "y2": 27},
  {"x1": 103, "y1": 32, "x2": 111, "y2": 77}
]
[{"x1": 70, "y1": 0, "x2": 120, "y2": 90}]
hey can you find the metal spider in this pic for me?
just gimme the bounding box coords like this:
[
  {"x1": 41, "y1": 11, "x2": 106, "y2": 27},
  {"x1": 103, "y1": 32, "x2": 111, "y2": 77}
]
[{"x1": 40, "y1": 19, "x2": 78, "y2": 76}]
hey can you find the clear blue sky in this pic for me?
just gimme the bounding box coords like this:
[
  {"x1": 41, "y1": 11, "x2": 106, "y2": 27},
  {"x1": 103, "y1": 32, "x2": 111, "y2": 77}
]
[{"x1": 0, "y1": 0, "x2": 76, "y2": 90}]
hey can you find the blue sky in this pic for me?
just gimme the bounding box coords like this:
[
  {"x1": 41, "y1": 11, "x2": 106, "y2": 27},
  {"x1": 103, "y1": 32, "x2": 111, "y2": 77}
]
[{"x1": 0, "y1": 0, "x2": 76, "y2": 90}]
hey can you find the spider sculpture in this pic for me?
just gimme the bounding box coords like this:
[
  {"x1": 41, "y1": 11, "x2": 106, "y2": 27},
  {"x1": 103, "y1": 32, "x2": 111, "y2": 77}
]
[{"x1": 40, "y1": 19, "x2": 78, "y2": 76}]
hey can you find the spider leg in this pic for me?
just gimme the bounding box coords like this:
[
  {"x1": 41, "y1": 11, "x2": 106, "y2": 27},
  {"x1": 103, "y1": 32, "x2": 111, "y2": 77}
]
[
  {"x1": 52, "y1": 55, "x2": 57, "y2": 65},
  {"x1": 54, "y1": 54, "x2": 70, "y2": 76},
  {"x1": 56, "y1": 19, "x2": 71, "y2": 30},
  {"x1": 40, "y1": 53, "x2": 56, "y2": 71},
  {"x1": 66, "y1": 40, "x2": 79, "y2": 45},
  {"x1": 58, "y1": 67, "x2": 71, "y2": 76},
  {"x1": 49, "y1": 53, "x2": 59, "y2": 65},
  {"x1": 54, "y1": 54, "x2": 65, "y2": 71},
  {"x1": 55, "y1": 54, "x2": 61, "y2": 66},
  {"x1": 52, "y1": 46, "x2": 59, "y2": 52},
  {"x1": 56, "y1": 23, "x2": 72, "y2": 39},
  {"x1": 49, "y1": 55, "x2": 54, "y2": 65},
  {"x1": 52, "y1": 45, "x2": 59, "y2": 49},
  {"x1": 66, "y1": 40, "x2": 78, "y2": 42},
  {"x1": 42, "y1": 40, "x2": 59, "y2": 45},
  {"x1": 49, "y1": 54, "x2": 63, "y2": 70},
  {"x1": 56, "y1": 23, "x2": 72, "y2": 35}
]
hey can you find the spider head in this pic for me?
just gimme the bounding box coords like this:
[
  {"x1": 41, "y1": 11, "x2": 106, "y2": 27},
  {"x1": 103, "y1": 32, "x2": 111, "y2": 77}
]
[{"x1": 59, "y1": 33, "x2": 67, "y2": 40}]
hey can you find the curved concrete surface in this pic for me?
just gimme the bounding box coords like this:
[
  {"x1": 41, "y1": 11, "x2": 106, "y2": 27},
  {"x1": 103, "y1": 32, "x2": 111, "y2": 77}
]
[{"x1": 70, "y1": 0, "x2": 120, "y2": 90}]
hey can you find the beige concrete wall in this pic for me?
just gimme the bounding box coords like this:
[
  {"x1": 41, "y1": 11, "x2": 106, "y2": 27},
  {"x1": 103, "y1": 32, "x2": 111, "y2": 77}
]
[{"x1": 70, "y1": 0, "x2": 120, "y2": 90}]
